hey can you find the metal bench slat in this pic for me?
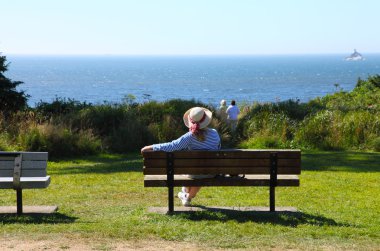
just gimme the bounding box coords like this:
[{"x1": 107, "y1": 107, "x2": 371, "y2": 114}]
[
  {"x1": 0, "y1": 176, "x2": 51, "y2": 189},
  {"x1": 0, "y1": 169, "x2": 47, "y2": 177},
  {"x1": 0, "y1": 152, "x2": 48, "y2": 161},
  {"x1": 0, "y1": 160, "x2": 48, "y2": 170}
]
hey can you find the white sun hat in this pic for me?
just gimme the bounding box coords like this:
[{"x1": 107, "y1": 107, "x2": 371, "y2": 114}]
[{"x1": 183, "y1": 107, "x2": 212, "y2": 129}]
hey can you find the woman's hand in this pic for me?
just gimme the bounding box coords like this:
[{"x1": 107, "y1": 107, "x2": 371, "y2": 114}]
[{"x1": 141, "y1": 145, "x2": 153, "y2": 154}]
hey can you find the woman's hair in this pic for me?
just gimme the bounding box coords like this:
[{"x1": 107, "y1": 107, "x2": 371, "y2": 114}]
[{"x1": 194, "y1": 128, "x2": 207, "y2": 141}]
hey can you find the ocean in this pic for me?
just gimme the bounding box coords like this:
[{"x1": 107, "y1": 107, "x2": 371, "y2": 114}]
[{"x1": 6, "y1": 54, "x2": 380, "y2": 107}]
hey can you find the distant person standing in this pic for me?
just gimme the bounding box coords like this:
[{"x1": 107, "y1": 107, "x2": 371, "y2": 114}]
[
  {"x1": 217, "y1": 99, "x2": 227, "y2": 121},
  {"x1": 226, "y1": 100, "x2": 240, "y2": 131}
]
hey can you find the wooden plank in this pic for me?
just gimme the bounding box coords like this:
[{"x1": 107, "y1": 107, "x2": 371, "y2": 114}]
[
  {"x1": 0, "y1": 152, "x2": 48, "y2": 161},
  {"x1": 0, "y1": 160, "x2": 47, "y2": 170},
  {"x1": 143, "y1": 166, "x2": 301, "y2": 175},
  {"x1": 144, "y1": 175, "x2": 299, "y2": 187},
  {"x1": 0, "y1": 176, "x2": 51, "y2": 189},
  {"x1": 144, "y1": 158, "x2": 300, "y2": 168},
  {"x1": 143, "y1": 149, "x2": 301, "y2": 159},
  {"x1": 0, "y1": 169, "x2": 47, "y2": 177}
]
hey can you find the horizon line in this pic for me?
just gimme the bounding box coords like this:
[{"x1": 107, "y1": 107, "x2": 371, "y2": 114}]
[{"x1": 4, "y1": 52, "x2": 380, "y2": 57}]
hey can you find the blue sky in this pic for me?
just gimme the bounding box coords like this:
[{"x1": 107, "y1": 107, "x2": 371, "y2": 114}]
[{"x1": 1, "y1": 0, "x2": 379, "y2": 55}]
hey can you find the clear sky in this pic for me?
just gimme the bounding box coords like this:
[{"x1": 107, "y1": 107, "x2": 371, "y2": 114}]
[{"x1": 1, "y1": 0, "x2": 379, "y2": 55}]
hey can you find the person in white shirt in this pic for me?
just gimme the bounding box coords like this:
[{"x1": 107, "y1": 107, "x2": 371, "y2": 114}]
[{"x1": 226, "y1": 100, "x2": 240, "y2": 131}]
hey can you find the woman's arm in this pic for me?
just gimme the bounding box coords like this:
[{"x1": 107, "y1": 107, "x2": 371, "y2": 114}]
[
  {"x1": 141, "y1": 145, "x2": 153, "y2": 153},
  {"x1": 152, "y1": 132, "x2": 192, "y2": 152}
]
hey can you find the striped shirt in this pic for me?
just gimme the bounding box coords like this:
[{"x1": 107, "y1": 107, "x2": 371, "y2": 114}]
[{"x1": 152, "y1": 128, "x2": 221, "y2": 152}]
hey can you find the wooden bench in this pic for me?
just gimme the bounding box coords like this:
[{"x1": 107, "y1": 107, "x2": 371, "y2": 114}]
[
  {"x1": 143, "y1": 149, "x2": 301, "y2": 213},
  {"x1": 0, "y1": 151, "x2": 51, "y2": 214}
]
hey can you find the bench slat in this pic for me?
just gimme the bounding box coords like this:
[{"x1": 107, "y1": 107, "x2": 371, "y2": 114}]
[
  {"x1": 0, "y1": 176, "x2": 51, "y2": 189},
  {"x1": 0, "y1": 152, "x2": 48, "y2": 161},
  {"x1": 0, "y1": 169, "x2": 47, "y2": 177},
  {"x1": 144, "y1": 167, "x2": 301, "y2": 175},
  {"x1": 143, "y1": 150, "x2": 300, "y2": 159},
  {"x1": 0, "y1": 160, "x2": 47, "y2": 170},
  {"x1": 144, "y1": 158, "x2": 300, "y2": 168},
  {"x1": 144, "y1": 166, "x2": 300, "y2": 175},
  {"x1": 144, "y1": 175, "x2": 299, "y2": 187}
]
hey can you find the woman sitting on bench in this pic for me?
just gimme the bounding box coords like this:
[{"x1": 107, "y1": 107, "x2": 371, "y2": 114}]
[{"x1": 141, "y1": 106, "x2": 221, "y2": 206}]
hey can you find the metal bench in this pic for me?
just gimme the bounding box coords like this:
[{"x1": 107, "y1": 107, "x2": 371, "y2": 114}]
[
  {"x1": 0, "y1": 151, "x2": 52, "y2": 214},
  {"x1": 143, "y1": 149, "x2": 301, "y2": 213}
]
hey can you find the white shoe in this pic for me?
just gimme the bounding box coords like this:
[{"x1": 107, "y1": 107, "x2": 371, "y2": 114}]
[{"x1": 177, "y1": 192, "x2": 191, "y2": 207}]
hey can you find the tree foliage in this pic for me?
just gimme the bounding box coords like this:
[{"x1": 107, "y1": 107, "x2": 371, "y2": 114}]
[{"x1": 0, "y1": 54, "x2": 29, "y2": 114}]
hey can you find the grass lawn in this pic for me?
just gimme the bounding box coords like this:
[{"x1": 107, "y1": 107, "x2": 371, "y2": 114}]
[{"x1": 0, "y1": 151, "x2": 379, "y2": 250}]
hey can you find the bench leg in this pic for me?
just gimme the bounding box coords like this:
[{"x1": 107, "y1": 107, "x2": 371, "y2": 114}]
[
  {"x1": 168, "y1": 186, "x2": 174, "y2": 213},
  {"x1": 16, "y1": 189, "x2": 23, "y2": 215},
  {"x1": 270, "y1": 186, "x2": 275, "y2": 212}
]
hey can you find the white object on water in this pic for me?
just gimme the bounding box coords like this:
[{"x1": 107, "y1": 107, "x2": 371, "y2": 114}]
[{"x1": 345, "y1": 49, "x2": 364, "y2": 61}]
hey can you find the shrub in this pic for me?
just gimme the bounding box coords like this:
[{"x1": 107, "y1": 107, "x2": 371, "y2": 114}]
[
  {"x1": 371, "y1": 137, "x2": 380, "y2": 152},
  {"x1": 35, "y1": 97, "x2": 91, "y2": 120},
  {"x1": 19, "y1": 126, "x2": 48, "y2": 152},
  {"x1": 18, "y1": 124, "x2": 101, "y2": 157},
  {"x1": 294, "y1": 110, "x2": 343, "y2": 150},
  {"x1": 106, "y1": 123, "x2": 148, "y2": 153},
  {"x1": 237, "y1": 106, "x2": 298, "y2": 149},
  {"x1": 0, "y1": 133, "x2": 13, "y2": 151},
  {"x1": 239, "y1": 135, "x2": 284, "y2": 149}
]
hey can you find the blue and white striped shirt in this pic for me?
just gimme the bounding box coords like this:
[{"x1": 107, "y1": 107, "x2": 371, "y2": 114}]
[{"x1": 152, "y1": 128, "x2": 221, "y2": 152}]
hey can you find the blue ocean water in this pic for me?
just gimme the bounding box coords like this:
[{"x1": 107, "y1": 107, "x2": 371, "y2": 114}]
[{"x1": 6, "y1": 54, "x2": 380, "y2": 107}]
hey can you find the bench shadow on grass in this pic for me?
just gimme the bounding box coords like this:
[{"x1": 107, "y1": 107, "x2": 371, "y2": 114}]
[
  {"x1": 172, "y1": 207, "x2": 352, "y2": 227},
  {"x1": 302, "y1": 151, "x2": 380, "y2": 172},
  {"x1": 50, "y1": 154, "x2": 142, "y2": 175},
  {"x1": 0, "y1": 212, "x2": 77, "y2": 224}
]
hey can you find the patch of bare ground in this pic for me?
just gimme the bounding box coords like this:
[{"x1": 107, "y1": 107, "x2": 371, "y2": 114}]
[{"x1": 0, "y1": 236, "x2": 229, "y2": 251}]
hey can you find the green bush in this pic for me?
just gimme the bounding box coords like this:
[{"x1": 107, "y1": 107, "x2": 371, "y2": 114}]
[
  {"x1": 106, "y1": 123, "x2": 148, "y2": 153},
  {"x1": 18, "y1": 124, "x2": 101, "y2": 157},
  {"x1": 19, "y1": 126, "x2": 48, "y2": 152},
  {"x1": 0, "y1": 133, "x2": 13, "y2": 151},
  {"x1": 294, "y1": 110, "x2": 343, "y2": 150},
  {"x1": 35, "y1": 97, "x2": 91, "y2": 120},
  {"x1": 76, "y1": 130, "x2": 102, "y2": 155},
  {"x1": 237, "y1": 106, "x2": 298, "y2": 149},
  {"x1": 239, "y1": 135, "x2": 284, "y2": 149},
  {"x1": 370, "y1": 137, "x2": 380, "y2": 152}
]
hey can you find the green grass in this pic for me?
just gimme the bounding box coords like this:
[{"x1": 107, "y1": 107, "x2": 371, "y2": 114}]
[{"x1": 0, "y1": 151, "x2": 379, "y2": 250}]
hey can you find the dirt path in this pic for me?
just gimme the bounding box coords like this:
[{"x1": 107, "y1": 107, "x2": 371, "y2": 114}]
[{"x1": 0, "y1": 237, "x2": 225, "y2": 251}]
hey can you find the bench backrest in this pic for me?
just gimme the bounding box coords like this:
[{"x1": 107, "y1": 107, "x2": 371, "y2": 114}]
[
  {"x1": 143, "y1": 149, "x2": 301, "y2": 175},
  {"x1": 0, "y1": 152, "x2": 48, "y2": 177}
]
